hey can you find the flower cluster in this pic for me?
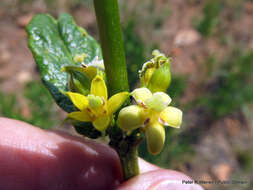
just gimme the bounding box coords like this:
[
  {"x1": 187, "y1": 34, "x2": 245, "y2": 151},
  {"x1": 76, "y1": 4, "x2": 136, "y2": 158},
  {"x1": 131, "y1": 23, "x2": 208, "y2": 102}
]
[
  {"x1": 118, "y1": 88, "x2": 182, "y2": 155},
  {"x1": 64, "y1": 50, "x2": 182, "y2": 155}
]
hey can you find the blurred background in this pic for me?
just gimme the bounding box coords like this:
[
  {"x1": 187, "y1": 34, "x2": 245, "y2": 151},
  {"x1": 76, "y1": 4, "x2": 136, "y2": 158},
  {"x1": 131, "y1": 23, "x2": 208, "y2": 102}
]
[{"x1": 0, "y1": 0, "x2": 253, "y2": 189}]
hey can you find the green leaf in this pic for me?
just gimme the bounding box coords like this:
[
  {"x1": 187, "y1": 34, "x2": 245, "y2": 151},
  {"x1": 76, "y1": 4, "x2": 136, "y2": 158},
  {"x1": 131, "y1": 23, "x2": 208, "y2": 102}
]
[
  {"x1": 58, "y1": 13, "x2": 102, "y2": 64},
  {"x1": 26, "y1": 13, "x2": 102, "y2": 112},
  {"x1": 72, "y1": 121, "x2": 102, "y2": 139}
]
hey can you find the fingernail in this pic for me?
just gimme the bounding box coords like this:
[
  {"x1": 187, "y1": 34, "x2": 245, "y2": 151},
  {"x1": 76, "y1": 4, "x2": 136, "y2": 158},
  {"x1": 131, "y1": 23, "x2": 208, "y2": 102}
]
[{"x1": 150, "y1": 179, "x2": 204, "y2": 190}]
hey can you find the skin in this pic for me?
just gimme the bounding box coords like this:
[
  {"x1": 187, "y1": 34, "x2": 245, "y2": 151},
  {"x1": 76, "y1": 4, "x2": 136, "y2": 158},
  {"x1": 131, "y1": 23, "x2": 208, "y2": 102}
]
[{"x1": 0, "y1": 117, "x2": 203, "y2": 190}]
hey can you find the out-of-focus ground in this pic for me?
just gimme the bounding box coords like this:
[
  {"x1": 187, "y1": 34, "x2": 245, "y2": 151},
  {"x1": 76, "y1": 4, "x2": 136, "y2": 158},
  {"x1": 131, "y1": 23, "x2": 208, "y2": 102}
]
[{"x1": 0, "y1": 0, "x2": 253, "y2": 189}]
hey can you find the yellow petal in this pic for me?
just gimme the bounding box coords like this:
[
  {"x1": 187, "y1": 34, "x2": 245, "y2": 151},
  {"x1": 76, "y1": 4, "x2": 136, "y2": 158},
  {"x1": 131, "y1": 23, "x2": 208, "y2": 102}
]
[
  {"x1": 144, "y1": 95, "x2": 167, "y2": 112},
  {"x1": 68, "y1": 111, "x2": 91, "y2": 122},
  {"x1": 152, "y1": 92, "x2": 171, "y2": 105},
  {"x1": 160, "y1": 106, "x2": 182, "y2": 128},
  {"x1": 108, "y1": 92, "x2": 129, "y2": 115},
  {"x1": 66, "y1": 92, "x2": 88, "y2": 111},
  {"x1": 92, "y1": 115, "x2": 111, "y2": 131},
  {"x1": 117, "y1": 105, "x2": 144, "y2": 131},
  {"x1": 145, "y1": 122, "x2": 165, "y2": 155},
  {"x1": 91, "y1": 75, "x2": 108, "y2": 100},
  {"x1": 131, "y1": 88, "x2": 152, "y2": 104}
]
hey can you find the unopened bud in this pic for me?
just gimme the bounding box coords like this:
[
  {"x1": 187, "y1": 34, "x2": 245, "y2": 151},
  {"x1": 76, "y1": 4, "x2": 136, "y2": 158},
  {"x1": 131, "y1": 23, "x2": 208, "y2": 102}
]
[
  {"x1": 62, "y1": 66, "x2": 91, "y2": 95},
  {"x1": 139, "y1": 50, "x2": 171, "y2": 93},
  {"x1": 118, "y1": 105, "x2": 144, "y2": 131},
  {"x1": 69, "y1": 76, "x2": 89, "y2": 95}
]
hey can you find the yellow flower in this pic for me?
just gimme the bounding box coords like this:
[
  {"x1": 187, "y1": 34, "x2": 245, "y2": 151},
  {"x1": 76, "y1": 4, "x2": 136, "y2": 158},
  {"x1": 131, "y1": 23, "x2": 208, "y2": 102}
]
[
  {"x1": 118, "y1": 87, "x2": 182, "y2": 155},
  {"x1": 66, "y1": 75, "x2": 129, "y2": 131}
]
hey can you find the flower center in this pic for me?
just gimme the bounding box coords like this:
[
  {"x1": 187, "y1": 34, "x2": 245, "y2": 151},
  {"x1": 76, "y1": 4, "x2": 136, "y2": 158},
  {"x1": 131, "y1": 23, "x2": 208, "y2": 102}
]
[{"x1": 88, "y1": 94, "x2": 104, "y2": 109}]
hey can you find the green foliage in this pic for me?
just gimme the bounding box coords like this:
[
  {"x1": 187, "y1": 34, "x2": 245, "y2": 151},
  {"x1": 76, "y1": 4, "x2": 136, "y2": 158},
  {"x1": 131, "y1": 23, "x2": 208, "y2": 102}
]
[
  {"x1": 195, "y1": 0, "x2": 224, "y2": 37},
  {"x1": 167, "y1": 75, "x2": 186, "y2": 104},
  {"x1": 24, "y1": 81, "x2": 61, "y2": 128},
  {"x1": 200, "y1": 50, "x2": 253, "y2": 119},
  {"x1": 26, "y1": 13, "x2": 102, "y2": 113},
  {"x1": 0, "y1": 92, "x2": 23, "y2": 120},
  {"x1": 123, "y1": 20, "x2": 146, "y2": 89},
  {"x1": 237, "y1": 150, "x2": 253, "y2": 172},
  {"x1": 58, "y1": 13, "x2": 102, "y2": 63},
  {"x1": 0, "y1": 81, "x2": 61, "y2": 129}
]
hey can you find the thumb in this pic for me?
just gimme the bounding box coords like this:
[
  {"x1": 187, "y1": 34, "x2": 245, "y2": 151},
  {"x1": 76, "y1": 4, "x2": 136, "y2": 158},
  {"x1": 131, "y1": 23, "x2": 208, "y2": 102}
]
[
  {"x1": 0, "y1": 117, "x2": 123, "y2": 190},
  {"x1": 117, "y1": 159, "x2": 204, "y2": 190}
]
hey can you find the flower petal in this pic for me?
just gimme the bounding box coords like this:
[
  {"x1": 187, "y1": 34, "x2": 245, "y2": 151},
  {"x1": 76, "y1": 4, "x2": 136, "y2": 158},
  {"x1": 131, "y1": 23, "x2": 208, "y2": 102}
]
[
  {"x1": 118, "y1": 105, "x2": 144, "y2": 131},
  {"x1": 67, "y1": 111, "x2": 91, "y2": 122},
  {"x1": 145, "y1": 122, "x2": 165, "y2": 155},
  {"x1": 92, "y1": 115, "x2": 111, "y2": 131},
  {"x1": 91, "y1": 75, "x2": 108, "y2": 100},
  {"x1": 144, "y1": 95, "x2": 167, "y2": 112},
  {"x1": 131, "y1": 88, "x2": 152, "y2": 104},
  {"x1": 66, "y1": 92, "x2": 88, "y2": 111},
  {"x1": 152, "y1": 92, "x2": 171, "y2": 106},
  {"x1": 160, "y1": 106, "x2": 182, "y2": 128},
  {"x1": 108, "y1": 92, "x2": 129, "y2": 115}
]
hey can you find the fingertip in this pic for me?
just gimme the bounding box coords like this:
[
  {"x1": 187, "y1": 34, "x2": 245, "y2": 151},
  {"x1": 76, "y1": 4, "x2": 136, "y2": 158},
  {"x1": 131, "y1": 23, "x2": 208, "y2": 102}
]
[
  {"x1": 0, "y1": 117, "x2": 123, "y2": 190},
  {"x1": 138, "y1": 158, "x2": 160, "y2": 173},
  {"x1": 116, "y1": 169, "x2": 204, "y2": 190}
]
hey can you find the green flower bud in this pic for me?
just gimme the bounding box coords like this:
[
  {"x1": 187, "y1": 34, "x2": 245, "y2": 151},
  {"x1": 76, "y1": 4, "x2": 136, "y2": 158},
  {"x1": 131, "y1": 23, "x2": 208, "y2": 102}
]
[
  {"x1": 118, "y1": 105, "x2": 144, "y2": 131},
  {"x1": 145, "y1": 122, "x2": 165, "y2": 155},
  {"x1": 139, "y1": 50, "x2": 171, "y2": 93},
  {"x1": 62, "y1": 66, "x2": 91, "y2": 95},
  {"x1": 69, "y1": 76, "x2": 89, "y2": 95},
  {"x1": 147, "y1": 61, "x2": 171, "y2": 93}
]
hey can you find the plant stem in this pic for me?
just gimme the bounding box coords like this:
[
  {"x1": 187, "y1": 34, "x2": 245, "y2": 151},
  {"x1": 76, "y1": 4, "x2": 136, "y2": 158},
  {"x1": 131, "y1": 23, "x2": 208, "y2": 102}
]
[
  {"x1": 93, "y1": 0, "x2": 139, "y2": 180},
  {"x1": 118, "y1": 145, "x2": 139, "y2": 180},
  {"x1": 93, "y1": 0, "x2": 129, "y2": 96}
]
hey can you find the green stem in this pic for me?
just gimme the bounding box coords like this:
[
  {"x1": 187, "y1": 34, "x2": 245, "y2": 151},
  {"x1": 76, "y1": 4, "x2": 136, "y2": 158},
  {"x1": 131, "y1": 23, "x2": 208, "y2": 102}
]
[
  {"x1": 93, "y1": 0, "x2": 129, "y2": 96},
  {"x1": 93, "y1": 0, "x2": 139, "y2": 180},
  {"x1": 118, "y1": 145, "x2": 139, "y2": 180}
]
